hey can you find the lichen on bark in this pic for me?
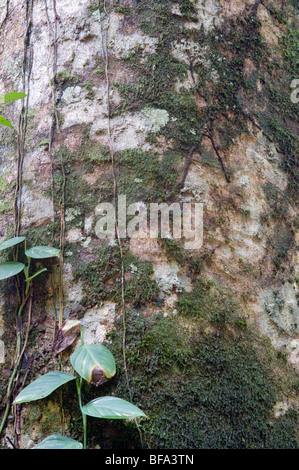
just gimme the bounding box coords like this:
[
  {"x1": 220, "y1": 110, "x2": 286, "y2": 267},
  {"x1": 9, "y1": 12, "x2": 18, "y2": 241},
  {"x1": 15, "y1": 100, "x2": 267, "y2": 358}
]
[{"x1": 0, "y1": 0, "x2": 298, "y2": 449}]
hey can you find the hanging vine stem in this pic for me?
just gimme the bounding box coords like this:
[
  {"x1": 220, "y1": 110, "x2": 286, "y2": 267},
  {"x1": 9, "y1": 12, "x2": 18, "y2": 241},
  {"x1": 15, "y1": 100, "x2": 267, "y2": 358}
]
[
  {"x1": 14, "y1": 0, "x2": 34, "y2": 238},
  {"x1": 179, "y1": 146, "x2": 196, "y2": 191},
  {"x1": 44, "y1": 0, "x2": 65, "y2": 332},
  {"x1": 45, "y1": 0, "x2": 65, "y2": 331},
  {"x1": 98, "y1": 0, "x2": 143, "y2": 447},
  {"x1": 12, "y1": 288, "x2": 33, "y2": 443},
  {"x1": 188, "y1": 57, "x2": 231, "y2": 184},
  {"x1": 43, "y1": 0, "x2": 66, "y2": 433},
  {"x1": 13, "y1": 0, "x2": 34, "y2": 397},
  {"x1": 44, "y1": 0, "x2": 56, "y2": 243},
  {"x1": 98, "y1": 0, "x2": 127, "y2": 387},
  {"x1": 0, "y1": 0, "x2": 34, "y2": 442},
  {"x1": 51, "y1": 0, "x2": 66, "y2": 334},
  {"x1": 203, "y1": 130, "x2": 231, "y2": 183},
  {"x1": 43, "y1": 0, "x2": 58, "y2": 339},
  {"x1": 0, "y1": 286, "x2": 33, "y2": 438}
]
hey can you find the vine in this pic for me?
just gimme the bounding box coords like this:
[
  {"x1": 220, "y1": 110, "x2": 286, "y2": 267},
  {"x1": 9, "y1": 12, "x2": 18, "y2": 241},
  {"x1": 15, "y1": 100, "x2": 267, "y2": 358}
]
[
  {"x1": 14, "y1": 0, "x2": 33, "y2": 239},
  {"x1": 98, "y1": 0, "x2": 143, "y2": 446},
  {"x1": 43, "y1": 0, "x2": 66, "y2": 433},
  {"x1": 44, "y1": 0, "x2": 65, "y2": 331},
  {"x1": 0, "y1": 0, "x2": 34, "y2": 444},
  {"x1": 7, "y1": 0, "x2": 34, "y2": 447}
]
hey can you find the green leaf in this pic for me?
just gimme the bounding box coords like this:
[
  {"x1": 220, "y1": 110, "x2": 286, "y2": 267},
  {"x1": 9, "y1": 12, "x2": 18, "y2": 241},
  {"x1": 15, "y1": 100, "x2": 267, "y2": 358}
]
[
  {"x1": 70, "y1": 344, "x2": 116, "y2": 386},
  {"x1": 33, "y1": 434, "x2": 83, "y2": 449},
  {"x1": 26, "y1": 267, "x2": 47, "y2": 282},
  {"x1": 82, "y1": 397, "x2": 146, "y2": 419},
  {"x1": 0, "y1": 236, "x2": 26, "y2": 251},
  {"x1": 0, "y1": 92, "x2": 27, "y2": 104},
  {"x1": 14, "y1": 372, "x2": 76, "y2": 404},
  {"x1": 0, "y1": 115, "x2": 13, "y2": 128},
  {"x1": 25, "y1": 246, "x2": 60, "y2": 259},
  {"x1": 0, "y1": 262, "x2": 25, "y2": 280}
]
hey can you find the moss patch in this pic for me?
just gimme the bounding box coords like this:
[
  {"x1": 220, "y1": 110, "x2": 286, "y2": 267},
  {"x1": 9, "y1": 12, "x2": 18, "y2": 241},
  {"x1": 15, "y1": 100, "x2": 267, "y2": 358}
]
[
  {"x1": 73, "y1": 242, "x2": 159, "y2": 308},
  {"x1": 99, "y1": 304, "x2": 298, "y2": 449},
  {"x1": 57, "y1": 275, "x2": 298, "y2": 449}
]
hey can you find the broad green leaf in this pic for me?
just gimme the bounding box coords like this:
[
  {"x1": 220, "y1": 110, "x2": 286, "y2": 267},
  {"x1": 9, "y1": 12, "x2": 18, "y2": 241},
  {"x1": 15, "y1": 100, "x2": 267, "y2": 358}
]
[
  {"x1": 0, "y1": 115, "x2": 13, "y2": 128},
  {"x1": 0, "y1": 92, "x2": 27, "y2": 104},
  {"x1": 0, "y1": 236, "x2": 26, "y2": 251},
  {"x1": 0, "y1": 262, "x2": 25, "y2": 280},
  {"x1": 26, "y1": 267, "x2": 47, "y2": 282},
  {"x1": 70, "y1": 344, "x2": 116, "y2": 386},
  {"x1": 25, "y1": 246, "x2": 60, "y2": 259},
  {"x1": 14, "y1": 372, "x2": 75, "y2": 404},
  {"x1": 82, "y1": 397, "x2": 146, "y2": 420},
  {"x1": 33, "y1": 434, "x2": 82, "y2": 449}
]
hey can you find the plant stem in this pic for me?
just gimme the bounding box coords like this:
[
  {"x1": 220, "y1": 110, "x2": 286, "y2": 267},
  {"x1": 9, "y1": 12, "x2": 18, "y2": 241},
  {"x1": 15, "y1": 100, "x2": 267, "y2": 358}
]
[
  {"x1": 24, "y1": 256, "x2": 31, "y2": 296},
  {"x1": 82, "y1": 411, "x2": 87, "y2": 450},
  {"x1": 0, "y1": 290, "x2": 32, "y2": 436},
  {"x1": 76, "y1": 378, "x2": 87, "y2": 449}
]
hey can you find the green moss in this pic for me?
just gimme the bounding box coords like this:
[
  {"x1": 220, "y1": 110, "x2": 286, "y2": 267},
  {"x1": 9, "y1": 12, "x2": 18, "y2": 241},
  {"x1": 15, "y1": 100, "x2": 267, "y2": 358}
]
[
  {"x1": 288, "y1": 0, "x2": 299, "y2": 14},
  {"x1": 262, "y1": 182, "x2": 296, "y2": 274},
  {"x1": 101, "y1": 307, "x2": 298, "y2": 449},
  {"x1": 113, "y1": 1, "x2": 298, "y2": 200},
  {"x1": 252, "y1": 23, "x2": 299, "y2": 196},
  {"x1": 115, "y1": 149, "x2": 181, "y2": 204},
  {"x1": 158, "y1": 237, "x2": 185, "y2": 266},
  {"x1": 123, "y1": 253, "x2": 159, "y2": 307},
  {"x1": 73, "y1": 243, "x2": 159, "y2": 308},
  {"x1": 23, "y1": 221, "x2": 57, "y2": 247},
  {"x1": 55, "y1": 70, "x2": 79, "y2": 90},
  {"x1": 9, "y1": 0, "x2": 298, "y2": 450},
  {"x1": 266, "y1": 4, "x2": 288, "y2": 25},
  {"x1": 81, "y1": 81, "x2": 95, "y2": 100},
  {"x1": 175, "y1": 0, "x2": 197, "y2": 20},
  {"x1": 176, "y1": 278, "x2": 241, "y2": 329},
  {"x1": 113, "y1": 3, "x2": 267, "y2": 170},
  {"x1": 136, "y1": 0, "x2": 184, "y2": 39},
  {"x1": 61, "y1": 270, "x2": 299, "y2": 449},
  {"x1": 88, "y1": 1, "x2": 100, "y2": 17},
  {"x1": 40, "y1": 409, "x2": 61, "y2": 436},
  {"x1": 0, "y1": 175, "x2": 8, "y2": 194},
  {"x1": 0, "y1": 199, "x2": 11, "y2": 215},
  {"x1": 79, "y1": 130, "x2": 111, "y2": 167},
  {"x1": 74, "y1": 242, "x2": 122, "y2": 306},
  {"x1": 50, "y1": 145, "x2": 113, "y2": 232},
  {"x1": 262, "y1": 182, "x2": 289, "y2": 219},
  {"x1": 23, "y1": 395, "x2": 62, "y2": 437},
  {"x1": 114, "y1": 6, "x2": 132, "y2": 16},
  {"x1": 0, "y1": 174, "x2": 13, "y2": 214},
  {"x1": 23, "y1": 405, "x2": 42, "y2": 434},
  {"x1": 282, "y1": 25, "x2": 299, "y2": 76}
]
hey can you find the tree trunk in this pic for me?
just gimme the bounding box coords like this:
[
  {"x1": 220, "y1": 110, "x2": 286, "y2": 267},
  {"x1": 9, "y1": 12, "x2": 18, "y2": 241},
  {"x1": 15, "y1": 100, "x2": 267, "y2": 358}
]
[{"x1": 0, "y1": 0, "x2": 298, "y2": 449}]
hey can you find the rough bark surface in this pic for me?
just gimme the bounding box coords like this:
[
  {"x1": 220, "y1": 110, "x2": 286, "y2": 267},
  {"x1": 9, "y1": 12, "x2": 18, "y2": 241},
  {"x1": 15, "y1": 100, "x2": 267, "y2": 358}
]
[{"x1": 0, "y1": 0, "x2": 298, "y2": 449}]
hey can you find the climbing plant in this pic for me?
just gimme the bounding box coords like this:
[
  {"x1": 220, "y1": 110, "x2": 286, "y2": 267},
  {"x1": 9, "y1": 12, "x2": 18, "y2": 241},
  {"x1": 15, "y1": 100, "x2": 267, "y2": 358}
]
[
  {"x1": 0, "y1": 92, "x2": 26, "y2": 128},
  {"x1": 14, "y1": 332, "x2": 146, "y2": 449},
  {"x1": 0, "y1": 236, "x2": 60, "y2": 436}
]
